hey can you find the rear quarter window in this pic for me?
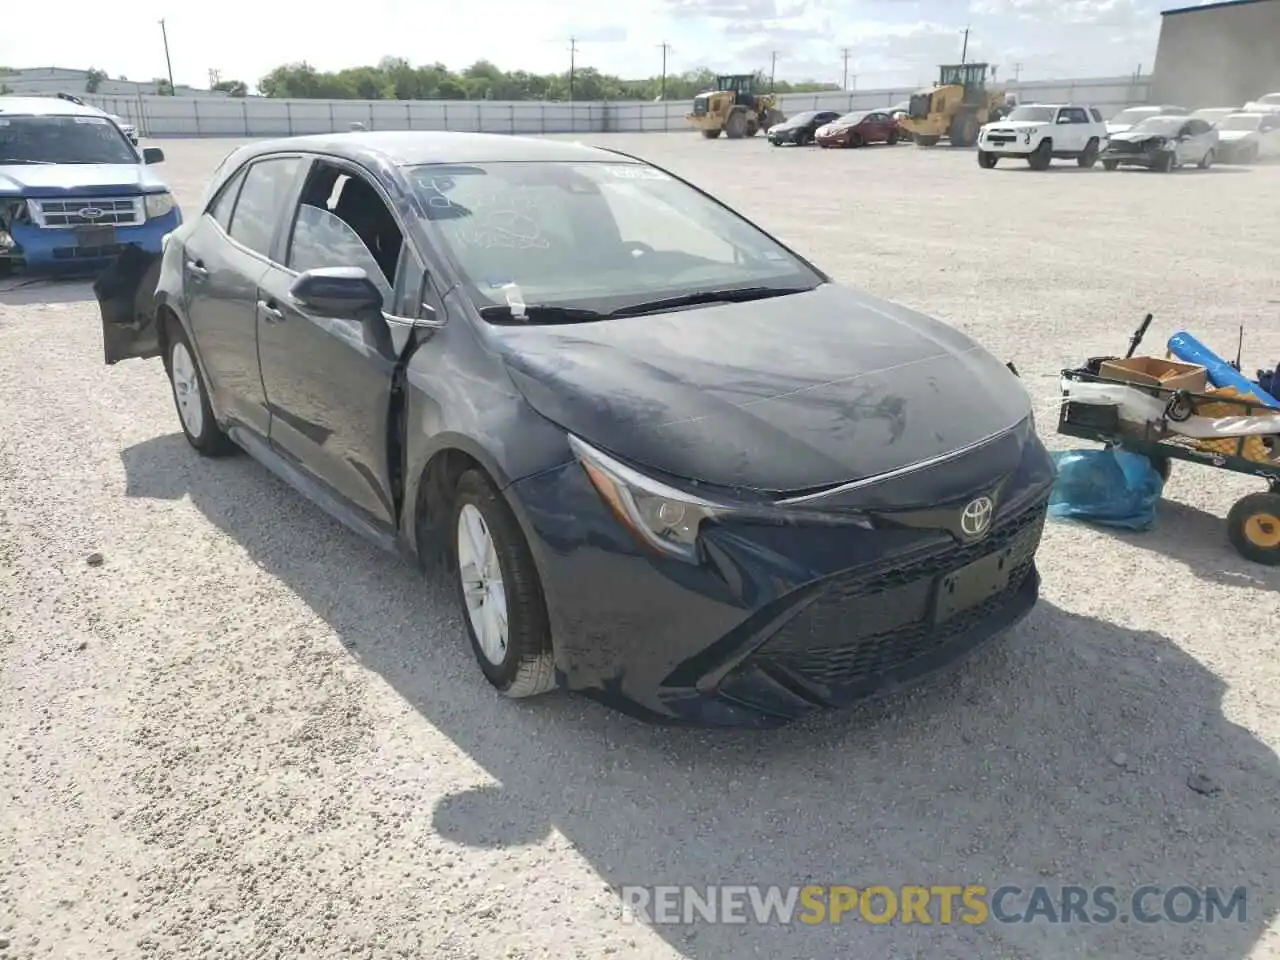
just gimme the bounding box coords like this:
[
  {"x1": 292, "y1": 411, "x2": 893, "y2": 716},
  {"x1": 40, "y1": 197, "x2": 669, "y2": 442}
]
[{"x1": 1090, "y1": 108, "x2": 1103, "y2": 123}]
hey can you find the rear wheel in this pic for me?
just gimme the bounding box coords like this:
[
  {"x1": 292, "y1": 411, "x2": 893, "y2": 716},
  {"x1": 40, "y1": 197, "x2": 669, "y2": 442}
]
[
  {"x1": 164, "y1": 318, "x2": 235, "y2": 457},
  {"x1": 1078, "y1": 138, "x2": 1100, "y2": 168},
  {"x1": 887, "y1": 129, "x2": 899, "y2": 145},
  {"x1": 977, "y1": 149, "x2": 998, "y2": 169},
  {"x1": 1226, "y1": 492, "x2": 1280, "y2": 566},
  {"x1": 453, "y1": 469, "x2": 558, "y2": 697},
  {"x1": 1103, "y1": 159, "x2": 1119, "y2": 171}
]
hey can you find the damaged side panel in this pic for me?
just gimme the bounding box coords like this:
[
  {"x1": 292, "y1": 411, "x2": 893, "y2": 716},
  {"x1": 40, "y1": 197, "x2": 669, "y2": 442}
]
[{"x1": 92, "y1": 244, "x2": 165, "y2": 365}]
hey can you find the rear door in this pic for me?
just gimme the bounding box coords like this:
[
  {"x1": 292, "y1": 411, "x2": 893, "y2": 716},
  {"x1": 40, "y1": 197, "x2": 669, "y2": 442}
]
[
  {"x1": 182, "y1": 154, "x2": 306, "y2": 439},
  {"x1": 254, "y1": 158, "x2": 423, "y2": 532},
  {"x1": 865, "y1": 112, "x2": 891, "y2": 141}
]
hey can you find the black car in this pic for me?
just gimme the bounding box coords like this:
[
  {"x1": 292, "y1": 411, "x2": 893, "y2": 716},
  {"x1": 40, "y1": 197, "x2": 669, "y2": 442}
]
[
  {"x1": 97, "y1": 132, "x2": 1056, "y2": 728},
  {"x1": 767, "y1": 110, "x2": 842, "y2": 146}
]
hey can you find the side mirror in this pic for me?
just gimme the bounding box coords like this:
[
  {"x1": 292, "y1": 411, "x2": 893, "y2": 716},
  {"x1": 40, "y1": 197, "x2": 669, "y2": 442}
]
[
  {"x1": 289, "y1": 266, "x2": 383, "y2": 317},
  {"x1": 1056, "y1": 116, "x2": 1071, "y2": 124},
  {"x1": 142, "y1": 147, "x2": 165, "y2": 164}
]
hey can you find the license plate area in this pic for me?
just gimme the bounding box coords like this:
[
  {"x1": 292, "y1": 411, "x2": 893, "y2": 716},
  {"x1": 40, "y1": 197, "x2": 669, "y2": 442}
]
[
  {"x1": 934, "y1": 547, "x2": 1014, "y2": 624},
  {"x1": 75, "y1": 225, "x2": 116, "y2": 247}
]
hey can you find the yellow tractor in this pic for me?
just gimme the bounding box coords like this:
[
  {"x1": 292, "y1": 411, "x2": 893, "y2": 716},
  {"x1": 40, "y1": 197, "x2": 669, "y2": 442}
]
[
  {"x1": 897, "y1": 63, "x2": 1006, "y2": 147},
  {"x1": 687, "y1": 74, "x2": 787, "y2": 140}
]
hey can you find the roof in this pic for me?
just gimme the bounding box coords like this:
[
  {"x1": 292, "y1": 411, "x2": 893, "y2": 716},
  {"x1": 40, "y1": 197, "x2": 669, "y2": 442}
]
[
  {"x1": 1162, "y1": 0, "x2": 1275, "y2": 15},
  {"x1": 239, "y1": 131, "x2": 641, "y2": 167},
  {"x1": 0, "y1": 95, "x2": 107, "y2": 118}
]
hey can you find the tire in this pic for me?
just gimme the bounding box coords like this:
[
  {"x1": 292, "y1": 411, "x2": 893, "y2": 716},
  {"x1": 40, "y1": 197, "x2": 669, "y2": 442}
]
[
  {"x1": 977, "y1": 149, "x2": 998, "y2": 169},
  {"x1": 452, "y1": 469, "x2": 558, "y2": 697},
  {"x1": 948, "y1": 112, "x2": 980, "y2": 148},
  {"x1": 915, "y1": 134, "x2": 940, "y2": 147},
  {"x1": 1027, "y1": 138, "x2": 1052, "y2": 170},
  {"x1": 701, "y1": 129, "x2": 721, "y2": 139},
  {"x1": 164, "y1": 317, "x2": 235, "y2": 457},
  {"x1": 888, "y1": 129, "x2": 899, "y2": 145},
  {"x1": 849, "y1": 132, "x2": 862, "y2": 147},
  {"x1": 1226, "y1": 491, "x2": 1280, "y2": 566},
  {"x1": 1198, "y1": 148, "x2": 1215, "y2": 170},
  {"x1": 1102, "y1": 159, "x2": 1119, "y2": 171},
  {"x1": 1078, "y1": 138, "x2": 1100, "y2": 168},
  {"x1": 725, "y1": 111, "x2": 747, "y2": 139},
  {"x1": 746, "y1": 122, "x2": 759, "y2": 137},
  {"x1": 1156, "y1": 151, "x2": 1175, "y2": 173}
]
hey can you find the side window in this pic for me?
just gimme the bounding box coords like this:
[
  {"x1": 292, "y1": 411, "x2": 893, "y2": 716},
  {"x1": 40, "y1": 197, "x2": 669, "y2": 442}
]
[
  {"x1": 1089, "y1": 107, "x2": 1104, "y2": 123},
  {"x1": 1068, "y1": 108, "x2": 1090, "y2": 123},
  {"x1": 227, "y1": 156, "x2": 302, "y2": 257},
  {"x1": 287, "y1": 161, "x2": 405, "y2": 304},
  {"x1": 207, "y1": 167, "x2": 247, "y2": 232}
]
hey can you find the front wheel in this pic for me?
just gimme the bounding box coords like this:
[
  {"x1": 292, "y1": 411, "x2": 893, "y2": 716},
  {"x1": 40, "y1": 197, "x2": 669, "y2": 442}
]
[
  {"x1": 453, "y1": 469, "x2": 558, "y2": 697},
  {"x1": 977, "y1": 149, "x2": 998, "y2": 169},
  {"x1": 165, "y1": 319, "x2": 235, "y2": 457},
  {"x1": 1226, "y1": 491, "x2": 1280, "y2": 566},
  {"x1": 1102, "y1": 159, "x2": 1119, "y2": 171},
  {"x1": 1078, "y1": 138, "x2": 1100, "y2": 168},
  {"x1": 1027, "y1": 138, "x2": 1052, "y2": 170},
  {"x1": 1198, "y1": 148, "x2": 1215, "y2": 169}
]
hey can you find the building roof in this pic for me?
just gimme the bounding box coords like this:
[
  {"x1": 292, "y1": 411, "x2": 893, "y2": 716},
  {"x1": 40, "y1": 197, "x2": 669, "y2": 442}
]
[{"x1": 1162, "y1": 0, "x2": 1275, "y2": 16}]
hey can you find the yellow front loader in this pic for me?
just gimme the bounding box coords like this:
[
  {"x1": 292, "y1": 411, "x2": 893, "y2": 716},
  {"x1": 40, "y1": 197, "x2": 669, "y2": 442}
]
[
  {"x1": 897, "y1": 63, "x2": 1007, "y2": 147},
  {"x1": 687, "y1": 74, "x2": 787, "y2": 139}
]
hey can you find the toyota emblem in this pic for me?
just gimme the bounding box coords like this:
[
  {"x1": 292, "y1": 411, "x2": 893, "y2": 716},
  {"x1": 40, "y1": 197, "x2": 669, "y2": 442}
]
[
  {"x1": 78, "y1": 207, "x2": 104, "y2": 220},
  {"x1": 959, "y1": 496, "x2": 994, "y2": 538}
]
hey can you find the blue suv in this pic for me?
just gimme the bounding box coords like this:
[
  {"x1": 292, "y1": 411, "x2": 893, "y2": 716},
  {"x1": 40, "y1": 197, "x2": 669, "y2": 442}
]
[{"x1": 0, "y1": 95, "x2": 181, "y2": 276}]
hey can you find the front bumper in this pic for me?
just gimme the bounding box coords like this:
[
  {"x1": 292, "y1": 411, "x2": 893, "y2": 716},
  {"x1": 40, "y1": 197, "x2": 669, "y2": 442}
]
[
  {"x1": 1100, "y1": 147, "x2": 1164, "y2": 168},
  {"x1": 510, "y1": 426, "x2": 1056, "y2": 727},
  {"x1": 1, "y1": 207, "x2": 180, "y2": 275},
  {"x1": 978, "y1": 133, "x2": 1035, "y2": 156},
  {"x1": 815, "y1": 130, "x2": 853, "y2": 146},
  {"x1": 768, "y1": 130, "x2": 800, "y2": 144}
]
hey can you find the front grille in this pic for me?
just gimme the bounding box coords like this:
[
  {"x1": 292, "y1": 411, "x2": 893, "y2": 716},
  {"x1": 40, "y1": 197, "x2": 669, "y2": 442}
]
[
  {"x1": 28, "y1": 196, "x2": 144, "y2": 228},
  {"x1": 1107, "y1": 140, "x2": 1148, "y2": 155},
  {"x1": 987, "y1": 134, "x2": 1016, "y2": 144},
  {"x1": 748, "y1": 501, "x2": 1047, "y2": 688},
  {"x1": 52, "y1": 241, "x2": 137, "y2": 260}
]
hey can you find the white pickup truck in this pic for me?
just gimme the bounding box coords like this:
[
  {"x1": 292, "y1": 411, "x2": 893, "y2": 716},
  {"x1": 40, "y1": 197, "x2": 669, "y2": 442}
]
[{"x1": 976, "y1": 103, "x2": 1109, "y2": 170}]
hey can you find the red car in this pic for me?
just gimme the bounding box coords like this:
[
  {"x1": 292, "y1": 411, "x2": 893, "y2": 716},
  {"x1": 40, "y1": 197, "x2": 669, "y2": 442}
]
[{"x1": 815, "y1": 110, "x2": 901, "y2": 148}]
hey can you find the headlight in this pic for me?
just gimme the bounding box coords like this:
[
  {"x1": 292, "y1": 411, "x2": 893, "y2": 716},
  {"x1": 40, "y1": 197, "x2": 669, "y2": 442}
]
[
  {"x1": 144, "y1": 192, "x2": 175, "y2": 219},
  {"x1": 570, "y1": 435, "x2": 723, "y2": 562}
]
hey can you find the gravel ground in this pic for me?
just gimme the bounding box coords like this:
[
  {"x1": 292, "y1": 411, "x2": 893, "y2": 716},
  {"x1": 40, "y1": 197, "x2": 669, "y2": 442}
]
[{"x1": 2, "y1": 132, "x2": 1279, "y2": 960}]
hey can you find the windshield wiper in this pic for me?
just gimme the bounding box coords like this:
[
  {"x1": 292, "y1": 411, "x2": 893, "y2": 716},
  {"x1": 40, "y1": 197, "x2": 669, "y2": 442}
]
[
  {"x1": 0, "y1": 158, "x2": 57, "y2": 165},
  {"x1": 607, "y1": 286, "x2": 812, "y2": 318},
  {"x1": 478, "y1": 303, "x2": 609, "y2": 325}
]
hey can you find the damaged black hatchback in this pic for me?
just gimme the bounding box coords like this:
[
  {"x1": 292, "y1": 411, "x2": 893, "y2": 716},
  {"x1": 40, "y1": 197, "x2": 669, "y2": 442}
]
[{"x1": 96, "y1": 131, "x2": 1055, "y2": 727}]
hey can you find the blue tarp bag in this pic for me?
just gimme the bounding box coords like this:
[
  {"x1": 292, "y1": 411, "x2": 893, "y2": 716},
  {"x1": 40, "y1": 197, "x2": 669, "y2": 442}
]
[{"x1": 1047, "y1": 448, "x2": 1164, "y2": 531}]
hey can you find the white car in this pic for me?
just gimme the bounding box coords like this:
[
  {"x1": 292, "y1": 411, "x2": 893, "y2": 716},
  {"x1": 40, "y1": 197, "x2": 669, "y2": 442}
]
[
  {"x1": 1105, "y1": 104, "x2": 1188, "y2": 137},
  {"x1": 1100, "y1": 114, "x2": 1219, "y2": 172},
  {"x1": 1242, "y1": 92, "x2": 1280, "y2": 115},
  {"x1": 976, "y1": 103, "x2": 1109, "y2": 170},
  {"x1": 1213, "y1": 111, "x2": 1280, "y2": 163},
  {"x1": 1190, "y1": 107, "x2": 1238, "y2": 126}
]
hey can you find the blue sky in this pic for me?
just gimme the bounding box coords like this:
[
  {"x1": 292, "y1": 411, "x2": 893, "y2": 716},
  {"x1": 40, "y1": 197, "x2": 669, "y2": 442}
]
[{"x1": 3, "y1": 0, "x2": 1196, "y2": 92}]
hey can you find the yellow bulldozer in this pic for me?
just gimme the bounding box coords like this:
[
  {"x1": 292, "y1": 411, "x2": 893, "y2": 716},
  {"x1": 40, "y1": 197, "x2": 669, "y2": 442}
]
[
  {"x1": 687, "y1": 74, "x2": 787, "y2": 139},
  {"x1": 897, "y1": 63, "x2": 1007, "y2": 147}
]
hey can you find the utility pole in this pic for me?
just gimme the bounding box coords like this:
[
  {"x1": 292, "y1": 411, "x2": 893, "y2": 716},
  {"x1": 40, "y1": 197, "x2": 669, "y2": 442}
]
[
  {"x1": 658, "y1": 42, "x2": 671, "y2": 100},
  {"x1": 1013, "y1": 62, "x2": 1023, "y2": 82},
  {"x1": 840, "y1": 47, "x2": 851, "y2": 90},
  {"x1": 959, "y1": 26, "x2": 970, "y2": 64},
  {"x1": 769, "y1": 51, "x2": 778, "y2": 92},
  {"x1": 565, "y1": 36, "x2": 576, "y2": 101},
  {"x1": 158, "y1": 18, "x2": 175, "y2": 94}
]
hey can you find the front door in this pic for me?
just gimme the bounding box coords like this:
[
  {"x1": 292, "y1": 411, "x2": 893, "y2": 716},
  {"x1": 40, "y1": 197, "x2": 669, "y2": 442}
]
[{"x1": 255, "y1": 161, "x2": 415, "y2": 531}]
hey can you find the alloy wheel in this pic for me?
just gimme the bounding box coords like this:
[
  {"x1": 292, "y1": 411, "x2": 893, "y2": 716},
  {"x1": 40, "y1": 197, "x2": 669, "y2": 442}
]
[
  {"x1": 170, "y1": 341, "x2": 205, "y2": 439},
  {"x1": 457, "y1": 503, "x2": 509, "y2": 666}
]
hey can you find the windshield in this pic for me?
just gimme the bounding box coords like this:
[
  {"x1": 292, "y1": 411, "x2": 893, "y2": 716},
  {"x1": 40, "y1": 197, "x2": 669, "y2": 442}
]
[
  {"x1": 0, "y1": 114, "x2": 137, "y2": 164},
  {"x1": 1258, "y1": 93, "x2": 1280, "y2": 105},
  {"x1": 835, "y1": 111, "x2": 866, "y2": 125},
  {"x1": 1219, "y1": 114, "x2": 1261, "y2": 131},
  {"x1": 1005, "y1": 106, "x2": 1056, "y2": 123},
  {"x1": 788, "y1": 112, "x2": 818, "y2": 124},
  {"x1": 406, "y1": 161, "x2": 822, "y2": 319},
  {"x1": 1110, "y1": 108, "x2": 1158, "y2": 126},
  {"x1": 1132, "y1": 116, "x2": 1184, "y2": 135}
]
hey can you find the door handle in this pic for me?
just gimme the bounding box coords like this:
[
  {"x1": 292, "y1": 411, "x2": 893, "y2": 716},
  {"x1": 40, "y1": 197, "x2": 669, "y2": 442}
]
[
  {"x1": 258, "y1": 299, "x2": 284, "y2": 323},
  {"x1": 184, "y1": 258, "x2": 208, "y2": 278}
]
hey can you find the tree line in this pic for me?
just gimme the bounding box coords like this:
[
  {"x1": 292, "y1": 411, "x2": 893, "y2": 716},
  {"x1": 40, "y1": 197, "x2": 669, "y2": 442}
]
[{"x1": 252, "y1": 58, "x2": 839, "y2": 102}]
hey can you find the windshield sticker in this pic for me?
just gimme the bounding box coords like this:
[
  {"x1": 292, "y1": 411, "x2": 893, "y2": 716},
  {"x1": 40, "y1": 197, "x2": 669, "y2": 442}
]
[
  {"x1": 597, "y1": 165, "x2": 671, "y2": 181},
  {"x1": 73, "y1": 116, "x2": 110, "y2": 124}
]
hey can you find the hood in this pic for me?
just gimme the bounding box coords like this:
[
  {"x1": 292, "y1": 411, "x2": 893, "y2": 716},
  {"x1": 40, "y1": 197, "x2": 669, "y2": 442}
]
[
  {"x1": 0, "y1": 162, "x2": 165, "y2": 198},
  {"x1": 1107, "y1": 129, "x2": 1169, "y2": 144},
  {"x1": 495, "y1": 284, "x2": 1032, "y2": 494},
  {"x1": 1105, "y1": 121, "x2": 1136, "y2": 134},
  {"x1": 1217, "y1": 129, "x2": 1256, "y2": 142},
  {"x1": 1243, "y1": 101, "x2": 1280, "y2": 114},
  {"x1": 984, "y1": 120, "x2": 1046, "y2": 132}
]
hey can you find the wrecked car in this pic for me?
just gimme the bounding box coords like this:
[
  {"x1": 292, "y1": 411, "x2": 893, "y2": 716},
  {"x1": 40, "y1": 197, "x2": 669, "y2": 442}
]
[
  {"x1": 96, "y1": 131, "x2": 1055, "y2": 728},
  {"x1": 1, "y1": 95, "x2": 178, "y2": 277},
  {"x1": 1101, "y1": 115, "x2": 1219, "y2": 172}
]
